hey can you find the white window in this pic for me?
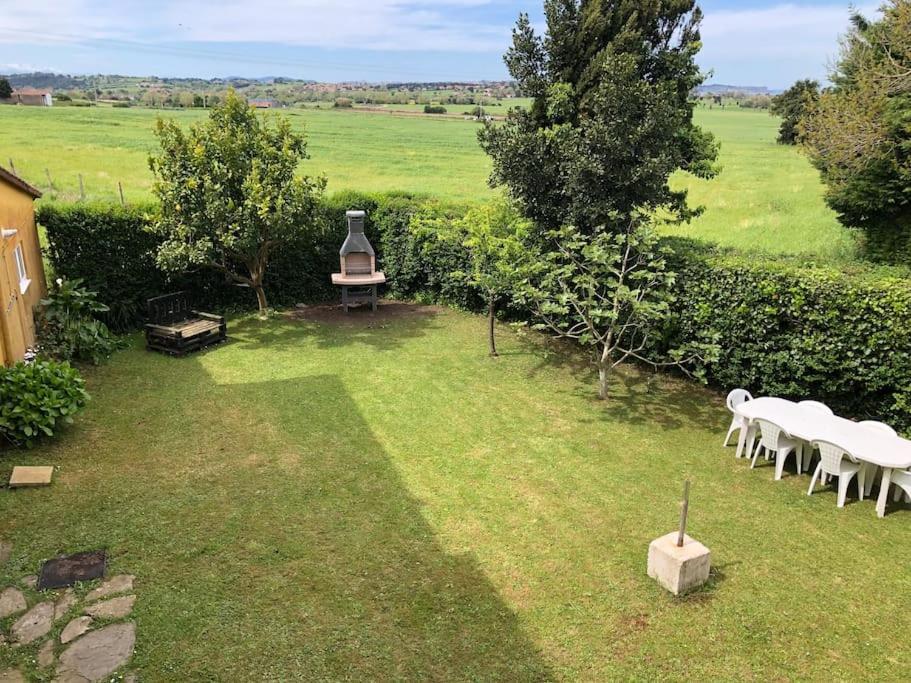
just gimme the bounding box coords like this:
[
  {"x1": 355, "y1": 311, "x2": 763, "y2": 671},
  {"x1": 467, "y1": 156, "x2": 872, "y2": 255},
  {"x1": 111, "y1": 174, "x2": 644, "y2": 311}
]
[{"x1": 13, "y1": 244, "x2": 29, "y2": 294}]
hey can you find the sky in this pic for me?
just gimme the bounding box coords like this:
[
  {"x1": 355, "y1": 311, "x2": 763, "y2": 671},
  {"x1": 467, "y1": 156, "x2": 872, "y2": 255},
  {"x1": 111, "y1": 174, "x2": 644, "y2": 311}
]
[{"x1": 0, "y1": 1, "x2": 883, "y2": 88}]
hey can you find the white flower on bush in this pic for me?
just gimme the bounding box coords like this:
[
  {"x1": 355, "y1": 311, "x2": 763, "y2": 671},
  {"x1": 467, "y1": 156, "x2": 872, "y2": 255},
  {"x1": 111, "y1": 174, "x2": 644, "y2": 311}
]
[{"x1": 56, "y1": 278, "x2": 63, "y2": 286}]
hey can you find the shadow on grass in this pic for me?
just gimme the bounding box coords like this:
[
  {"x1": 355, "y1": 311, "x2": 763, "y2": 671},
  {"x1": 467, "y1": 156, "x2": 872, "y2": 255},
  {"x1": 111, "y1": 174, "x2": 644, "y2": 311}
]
[
  {"x1": 511, "y1": 329, "x2": 725, "y2": 432},
  {"x1": 135, "y1": 366, "x2": 554, "y2": 679},
  {"x1": 226, "y1": 301, "x2": 442, "y2": 354}
]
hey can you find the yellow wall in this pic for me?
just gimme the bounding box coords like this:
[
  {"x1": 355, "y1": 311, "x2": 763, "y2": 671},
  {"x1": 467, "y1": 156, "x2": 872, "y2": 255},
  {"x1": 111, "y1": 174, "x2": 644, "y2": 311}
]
[{"x1": 0, "y1": 180, "x2": 47, "y2": 364}]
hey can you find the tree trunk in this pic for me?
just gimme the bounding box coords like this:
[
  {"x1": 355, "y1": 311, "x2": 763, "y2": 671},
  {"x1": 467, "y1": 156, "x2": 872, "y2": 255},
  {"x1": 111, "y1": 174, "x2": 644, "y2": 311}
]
[
  {"x1": 254, "y1": 283, "x2": 269, "y2": 313},
  {"x1": 597, "y1": 342, "x2": 612, "y2": 400},
  {"x1": 598, "y1": 362, "x2": 611, "y2": 400},
  {"x1": 488, "y1": 296, "x2": 498, "y2": 357}
]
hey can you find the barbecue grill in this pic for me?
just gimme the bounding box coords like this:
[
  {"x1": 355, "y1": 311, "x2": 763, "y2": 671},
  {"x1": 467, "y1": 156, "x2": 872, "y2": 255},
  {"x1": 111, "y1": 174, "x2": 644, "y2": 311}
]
[{"x1": 331, "y1": 210, "x2": 386, "y2": 312}]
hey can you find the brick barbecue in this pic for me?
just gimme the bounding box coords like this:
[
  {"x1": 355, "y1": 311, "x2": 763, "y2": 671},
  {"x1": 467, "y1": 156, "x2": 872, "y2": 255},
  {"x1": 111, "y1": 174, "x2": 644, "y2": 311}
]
[{"x1": 331, "y1": 210, "x2": 386, "y2": 312}]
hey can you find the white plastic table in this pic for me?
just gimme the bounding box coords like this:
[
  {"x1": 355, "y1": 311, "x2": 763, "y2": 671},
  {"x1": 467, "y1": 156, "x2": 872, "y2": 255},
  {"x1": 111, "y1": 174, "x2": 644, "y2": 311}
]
[{"x1": 734, "y1": 397, "x2": 911, "y2": 517}]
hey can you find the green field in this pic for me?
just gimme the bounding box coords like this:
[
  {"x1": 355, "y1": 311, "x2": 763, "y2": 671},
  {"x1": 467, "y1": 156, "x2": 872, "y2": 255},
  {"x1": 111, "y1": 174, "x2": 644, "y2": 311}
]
[
  {"x1": 2, "y1": 308, "x2": 909, "y2": 679},
  {"x1": 0, "y1": 104, "x2": 853, "y2": 257}
]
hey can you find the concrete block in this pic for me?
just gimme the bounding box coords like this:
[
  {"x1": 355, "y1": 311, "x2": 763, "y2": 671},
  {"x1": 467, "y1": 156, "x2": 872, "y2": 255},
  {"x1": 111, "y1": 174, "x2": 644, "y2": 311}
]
[
  {"x1": 9, "y1": 466, "x2": 54, "y2": 488},
  {"x1": 647, "y1": 532, "x2": 711, "y2": 595}
]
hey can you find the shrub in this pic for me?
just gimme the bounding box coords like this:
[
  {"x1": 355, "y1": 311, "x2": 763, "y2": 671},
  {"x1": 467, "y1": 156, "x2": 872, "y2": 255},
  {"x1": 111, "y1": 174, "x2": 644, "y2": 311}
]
[
  {"x1": 36, "y1": 278, "x2": 125, "y2": 364},
  {"x1": 656, "y1": 241, "x2": 911, "y2": 432},
  {"x1": 333, "y1": 98, "x2": 353, "y2": 108},
  {"x1": 423, "y1": 105, "x2": 447, "y2": 114},
  {"x1": 0, "y1": 360, "x2": 89, "y2": 448},
  {"x1": 112, "y1": 101, "x2": 131, "y2": 108}
]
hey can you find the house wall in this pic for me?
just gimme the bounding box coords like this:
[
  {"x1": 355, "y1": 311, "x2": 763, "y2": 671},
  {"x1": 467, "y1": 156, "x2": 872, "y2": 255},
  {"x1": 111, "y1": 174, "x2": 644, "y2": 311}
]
[{"x1": 0, "y1": 181, "x2": 47, "y2": 363}]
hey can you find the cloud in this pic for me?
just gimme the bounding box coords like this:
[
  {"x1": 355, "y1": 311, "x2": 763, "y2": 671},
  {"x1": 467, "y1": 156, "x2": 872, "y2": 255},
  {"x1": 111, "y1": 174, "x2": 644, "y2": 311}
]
[
  {"x1": 698, "y1": 2, "x2": 881, "y2": 84},
  {"x1": 0, "y1": 0, "x2": 512, "y2": 52}
]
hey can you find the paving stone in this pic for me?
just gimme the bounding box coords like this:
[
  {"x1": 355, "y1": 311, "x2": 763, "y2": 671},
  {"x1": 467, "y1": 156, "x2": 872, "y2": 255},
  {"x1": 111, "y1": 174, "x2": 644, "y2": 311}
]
[
  {"x1": 37, "y1": 639, "x2": 55, "y2": 668},
  {"x1": 61, "y1": 617, "x2": 93, "y2": 644},
  {"x1": 0, "y1": 587, "x2": 27, "y2": 619},
  {"x1": 56, "y1": 623, "x2": 135, "y2": 682},
  {"x1": 0, "y1": 669, "x2": 25, "y2": 683},
  {"x1": 8, "y1": 466, "x2": 54, "y2": 488},
  {"x1": 55, "y1": 589, "x2": 77, "y2": 621},
  {"x1": 0, "y1": 541, "x2": 11, "y2": 566},
  {"x1": 84, "y1": 596, "x2": 135, "y2": 620},
  {"x1": 86, "y1": 575, "x2": 134, "y2": 603},
  {"x1": 10, "y1": 601, "x2": 53, "y2": 645},
  {"x1": 20, "y1": 575, "x2": 37, "y2": 589}
]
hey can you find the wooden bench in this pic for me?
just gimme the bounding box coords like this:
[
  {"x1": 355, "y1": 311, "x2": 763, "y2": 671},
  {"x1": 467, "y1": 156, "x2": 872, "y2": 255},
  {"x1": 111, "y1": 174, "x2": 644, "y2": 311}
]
[{"x1": 145, "y1": 292, "x2": 227, "y2": 356}]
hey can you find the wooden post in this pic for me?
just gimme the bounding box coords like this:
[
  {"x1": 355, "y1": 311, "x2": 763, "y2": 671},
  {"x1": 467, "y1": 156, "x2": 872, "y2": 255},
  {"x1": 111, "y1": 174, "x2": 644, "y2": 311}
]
[
  {"x1": 45, "y1": 168, "x2": 53, "y2": 190},
  {"x1": 8, "y1": 158, "x2": 15, "y2": 175},
  {"x1": 677, "y1": 480, "x2": 690, "y2": 547},
  {"x1": 78, "y1": 174, "x2": 85, "y2": 201},
  {"x1": 118, "y1": 181, "x2": 125, "y2": 207}
]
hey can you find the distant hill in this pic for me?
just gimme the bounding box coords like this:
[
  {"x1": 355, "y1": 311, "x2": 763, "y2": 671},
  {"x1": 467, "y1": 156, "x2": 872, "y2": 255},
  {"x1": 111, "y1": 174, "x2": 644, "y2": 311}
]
[{"x1": 697, "y1": 84, "x2": 777, "y2": 95}]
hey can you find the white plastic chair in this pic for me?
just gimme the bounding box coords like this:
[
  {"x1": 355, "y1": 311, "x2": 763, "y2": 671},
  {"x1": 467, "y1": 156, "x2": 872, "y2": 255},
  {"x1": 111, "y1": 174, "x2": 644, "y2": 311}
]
[
  {"x1": 798, "y1": 400, "x2": 834, "y2": 415},
  {"x1": 859, "y1": 421, "x2": 897, "y2": 497},
  {"x1": 890, "y1": 469, "x2": 911, "y2": 504},
  {"x1": 807, "y1": 440, "x2": 866, "y2": 508},
  {"x1": 723, "y1": 389, "x2": 754, "y2": 448},
  {"x1": 751, "y1": 419, "x2": 802, "y2": 480}
]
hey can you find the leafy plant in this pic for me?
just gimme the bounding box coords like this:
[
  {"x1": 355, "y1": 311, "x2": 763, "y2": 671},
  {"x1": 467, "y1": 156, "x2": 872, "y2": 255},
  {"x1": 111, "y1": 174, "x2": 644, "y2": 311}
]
[
  {"x1": 770, "y1": 79, "x2": 819, "y2": 144},
  {"x1": 0, "y1": 360, "x2": 89, "y2": 447},
  {"x1": 36, "y1": 278, "x2": 125, "y2": 364},
  {"x1": 149, "y1": 89, "x2": 326, "y2": 314}
]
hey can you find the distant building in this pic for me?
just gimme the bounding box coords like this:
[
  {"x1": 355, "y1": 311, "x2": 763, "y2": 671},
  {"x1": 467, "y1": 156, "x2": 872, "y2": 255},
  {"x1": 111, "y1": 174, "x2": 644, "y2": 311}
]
[
  {"x1": 248, "y1": 99, "x2": 273, "y2": 109},
  {"x1": 0, "y1": 88, "x2": 53, "y2": 106}
]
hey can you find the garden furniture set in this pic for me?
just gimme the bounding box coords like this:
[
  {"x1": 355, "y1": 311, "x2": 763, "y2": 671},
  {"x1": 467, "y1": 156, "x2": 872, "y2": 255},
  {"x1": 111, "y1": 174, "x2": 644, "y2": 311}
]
[{"x1": 724, "y1": 391, "x2": 911, "y2": 517}]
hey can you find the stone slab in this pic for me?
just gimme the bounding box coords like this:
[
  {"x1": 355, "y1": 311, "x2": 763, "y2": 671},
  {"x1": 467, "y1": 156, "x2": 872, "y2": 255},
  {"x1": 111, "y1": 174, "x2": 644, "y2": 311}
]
[
  {"x1": 84, "y1": 595, "x2": 135, "y2": 620},
  {"x1": 10, "y1": 601, "x2": 54, "y2": 645},
  {"x1": 647, "y1": 532, "x2": 711, "y2": 596},
  {"x1": 0, "y1": 587, "x2": 27, "y2": 619},
  {"x1": 55, "y1": 589, "x2": 77, "y2": 621},
  {"x1": 61, "y1": 616, "x2": 93, "y2": 644},
  {"x1": 8, "y1": 466, "x2": 54, "y2": 488},
  {"x1": 37, "y1": 639, "x2": 55, "y2": 668},
  {"x1": 86, "y1": 575, "x2": 133, "y2": 603},
  {"x1": 57, "y1": 622, "x2": 135, "y2": 681}
]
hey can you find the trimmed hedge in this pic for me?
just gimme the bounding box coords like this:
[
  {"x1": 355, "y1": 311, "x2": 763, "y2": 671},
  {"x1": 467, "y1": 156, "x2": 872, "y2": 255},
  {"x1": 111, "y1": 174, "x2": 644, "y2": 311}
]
[
  {"x1": 37, "y1": 198, "x2": 911, "y2": 431},
  {"x1": 660, "y1": 242, "x2": 911, "y2": 431}
]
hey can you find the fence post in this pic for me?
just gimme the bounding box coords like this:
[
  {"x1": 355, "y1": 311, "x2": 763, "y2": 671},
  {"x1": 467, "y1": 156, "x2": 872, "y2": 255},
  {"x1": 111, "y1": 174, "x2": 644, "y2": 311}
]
[
  {"x1": 45, "y1": 168, "x2": 53, "y2": 191},
  {"x1": 677, "y1": 480, "x2": 690, "y2": 547},
  {"x1": 78, "y1": 174, "x2": 85, "y2": 201},
  {"x1": 118, "y1": 181, "x2": 125, "y2": 207},
  {"x1": 8, "y1": 158, "x2": 15, "y2": 175}
]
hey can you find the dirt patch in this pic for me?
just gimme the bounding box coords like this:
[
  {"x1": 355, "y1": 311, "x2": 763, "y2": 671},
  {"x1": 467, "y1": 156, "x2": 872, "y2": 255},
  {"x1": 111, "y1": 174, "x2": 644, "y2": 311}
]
[{"x1": 286, "y1": 300, "x2": 442, "y2": 326}]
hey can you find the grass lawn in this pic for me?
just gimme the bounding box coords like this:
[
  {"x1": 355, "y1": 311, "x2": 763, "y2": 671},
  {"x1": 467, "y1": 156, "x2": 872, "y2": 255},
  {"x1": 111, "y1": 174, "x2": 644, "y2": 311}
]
[
  {"x1": 0, "y1": 104, "x2": 853, "y2": 258},
  {"x1": 1, "y1": 305, "x2": 909, "y2": 680}
]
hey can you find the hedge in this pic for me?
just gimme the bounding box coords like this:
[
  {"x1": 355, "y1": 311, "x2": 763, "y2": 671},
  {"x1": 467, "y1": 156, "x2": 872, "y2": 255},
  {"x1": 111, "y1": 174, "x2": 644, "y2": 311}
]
[
  {"x1": 37, "y1": 192, "x2": 476, "y2": 330},
  {"x1": 37, "y1": 198, "x2": 911, "y2": 431},
  {"x1": 660, "y1": 241, "x2": 911, "y2": 432}
]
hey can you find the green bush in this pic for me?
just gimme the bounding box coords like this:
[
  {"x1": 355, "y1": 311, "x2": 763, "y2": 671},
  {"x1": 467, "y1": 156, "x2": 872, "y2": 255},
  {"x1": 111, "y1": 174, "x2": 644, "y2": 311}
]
[
  {"x1": 36, "y1": 278, "x2": 125, "y2": 364},
  {"x1": 657, "y1": 241, "x2": 911, "y2": 432},
  {"x1": 423, "y1": 105, "x2": 447, "y2": 114},
  {"x1": 0, "y1": 360, "x2": 89, "y2": 448}
]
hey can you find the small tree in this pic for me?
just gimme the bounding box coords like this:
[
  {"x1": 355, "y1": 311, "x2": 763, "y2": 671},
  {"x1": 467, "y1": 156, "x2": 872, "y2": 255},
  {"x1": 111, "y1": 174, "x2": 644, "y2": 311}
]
[
  {"x1": 149, "y1": 89, "x2": 325, "y2": 312},
  {"x1": 770, "y1": 79, "x2": 819, "y2": 144},
  {"x1": 478, "y1": 0, "x2": 718, "y2": 398},
  {"x1": 419, "y1": 201, "x2": 528, "y2": 357},
  {"x1": 0, "y1": 78, "x2": 12, "y2": 100}
]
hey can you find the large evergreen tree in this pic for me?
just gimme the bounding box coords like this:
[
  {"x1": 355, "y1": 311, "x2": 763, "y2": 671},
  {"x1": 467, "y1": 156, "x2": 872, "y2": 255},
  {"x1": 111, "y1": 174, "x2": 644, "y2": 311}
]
[
  {"x1": 802, "y1": 1, "x2": 911, "y2": 261},
  {"x1": 479, "y1": 0, "x2": 719, "y2": 399},
  {"x1": 0, "y1": 78, "x2": 12, "y2": 100}
]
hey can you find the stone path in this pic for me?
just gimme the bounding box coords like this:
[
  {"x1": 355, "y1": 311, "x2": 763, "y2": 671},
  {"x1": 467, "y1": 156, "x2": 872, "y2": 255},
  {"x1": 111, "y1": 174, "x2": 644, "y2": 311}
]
[{"x1": 0, "y1": 541, "x2": 138, "y2": 681}]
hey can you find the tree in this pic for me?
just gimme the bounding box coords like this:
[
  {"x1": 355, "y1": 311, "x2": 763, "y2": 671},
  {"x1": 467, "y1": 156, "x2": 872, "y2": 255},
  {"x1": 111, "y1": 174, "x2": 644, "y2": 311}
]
[
  {"x1": 478, "y1": 0, "x2": 719, "y2": 399},
  {"x1": 802, "y1": 1, "x2": 911, "y2": 261},
  {"x1": 770, "y1": 79, "x2": 819, "y2": 144},
  {"x1": 0, "y1": 78, "x2": 11, "y2": 100},
  {"x1": 418, "y1": 201, "x2": 528, "y2": 357},
  {"x1": 149, "y1": 89, "x2": 325, "y2": 313}
]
